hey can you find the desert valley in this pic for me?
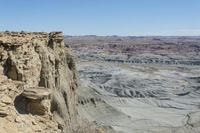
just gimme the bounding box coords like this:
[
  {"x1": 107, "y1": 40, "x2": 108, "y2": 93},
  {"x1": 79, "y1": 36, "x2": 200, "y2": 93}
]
[{"x1": 65, "y1": 36, "x2": 200, "y2": 133}]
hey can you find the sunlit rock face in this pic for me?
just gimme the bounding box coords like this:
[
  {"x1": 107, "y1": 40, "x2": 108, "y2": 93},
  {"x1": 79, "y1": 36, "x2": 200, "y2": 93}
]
[{"x1": 0, "y1": 31, "x2": 77, "y2": 133}]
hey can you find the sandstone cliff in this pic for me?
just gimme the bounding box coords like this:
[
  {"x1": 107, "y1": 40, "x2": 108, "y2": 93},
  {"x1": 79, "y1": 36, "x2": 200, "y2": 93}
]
[{"x1": 0, "y1": 31, "x2": 77, "y2": 132}]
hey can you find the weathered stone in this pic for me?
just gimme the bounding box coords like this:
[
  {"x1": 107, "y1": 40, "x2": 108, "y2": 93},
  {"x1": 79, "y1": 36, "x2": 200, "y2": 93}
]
[
  {"x1": 0, "y1": 111, "x2": 8, "y2": 117},
  {"x1": 26, "y1": 100, "x2": 47, "y2": 115},
  {"x1": 15, "y1": 116, "x2": 23, "y2": 123},
  {"x1": 0, "y1": 102, "x2": 6, "y2": 107},
  {"x1": 0, "y1": 107, "x2": 9, "y2": 117},
  {"x1": 22, "y1": 87, "x2": 51, "y2": 100},
  {"x1": 0, "y1": 95, "x2": 12, "y2": 104},
  {"x1": 0, "y1": 32, "x2": 77, "y2": 132}
]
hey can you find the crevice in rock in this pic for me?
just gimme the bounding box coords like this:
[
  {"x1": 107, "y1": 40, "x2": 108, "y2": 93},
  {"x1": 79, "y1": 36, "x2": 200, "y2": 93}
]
[
  {"x1": 63, "y1": 91, "x2": 70, "y2": 116},
  {"x1": 14, "y1": 94, "x2": 27, "y2": 114},
  {"x1": 3, "y1": 58, "x2": 22, "y2": 81},
  {"x1": 68, "y1": 57, "x2": 75, "y2": 71}
]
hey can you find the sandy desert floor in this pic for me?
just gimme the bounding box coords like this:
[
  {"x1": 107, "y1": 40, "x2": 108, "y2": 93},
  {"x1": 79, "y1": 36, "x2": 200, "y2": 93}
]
[
  {"x1": 77, "y1": 62, "x2": 200, "y2": 133},
  {"x1": 66, "y1": 36, "x2": 200, "y2": 133}
]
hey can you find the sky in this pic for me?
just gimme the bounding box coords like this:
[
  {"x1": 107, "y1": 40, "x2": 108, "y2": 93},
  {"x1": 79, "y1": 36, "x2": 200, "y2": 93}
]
[{"x1": 0, "y1": 0, "x2": 200, "y2": 36}]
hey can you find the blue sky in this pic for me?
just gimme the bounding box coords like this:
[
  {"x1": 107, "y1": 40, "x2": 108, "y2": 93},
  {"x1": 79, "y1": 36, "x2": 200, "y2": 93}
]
[{"x1": 0, "y1": 0, "x2": 200, "y2": 36}]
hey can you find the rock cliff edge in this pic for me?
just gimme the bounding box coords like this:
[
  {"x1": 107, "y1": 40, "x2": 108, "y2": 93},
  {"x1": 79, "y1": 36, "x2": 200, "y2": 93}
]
[{"x1": 0, "y1": 31, "x2": 77, "y2": 133}]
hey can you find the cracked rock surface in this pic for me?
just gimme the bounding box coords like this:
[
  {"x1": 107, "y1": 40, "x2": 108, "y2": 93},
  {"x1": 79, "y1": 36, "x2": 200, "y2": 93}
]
[{"x1": 0, "y1": 32, "x2": 77, "y2": 133}]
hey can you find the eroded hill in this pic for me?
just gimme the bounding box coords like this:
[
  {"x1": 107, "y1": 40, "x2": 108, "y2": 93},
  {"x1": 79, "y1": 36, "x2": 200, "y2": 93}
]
[{"x1": 66, "y1": 36, "x2": 200, "y2": 133}]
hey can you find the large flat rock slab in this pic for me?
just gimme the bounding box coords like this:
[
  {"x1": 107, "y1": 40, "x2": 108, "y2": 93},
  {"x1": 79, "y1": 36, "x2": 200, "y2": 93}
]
[{"x1": 22, "y1": 87, "x2": 51, "y2": 100}]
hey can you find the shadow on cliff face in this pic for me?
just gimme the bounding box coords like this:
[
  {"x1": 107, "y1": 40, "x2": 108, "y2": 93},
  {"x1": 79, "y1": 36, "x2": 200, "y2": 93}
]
[
  {"x1": 14, "y1": 94, "x2": 47, "y2": 115},
  {"x1": 3, "y1": 58, "x2": 22, "y2": 81},
  {"x1": 14, "y1": 94, "x2": 27, "y2": 114}
]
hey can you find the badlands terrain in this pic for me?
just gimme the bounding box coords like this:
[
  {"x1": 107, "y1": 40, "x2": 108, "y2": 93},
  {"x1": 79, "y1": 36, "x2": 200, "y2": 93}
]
[{"x1": 65, "y1": 36, "x2": 200, "y2": 133}]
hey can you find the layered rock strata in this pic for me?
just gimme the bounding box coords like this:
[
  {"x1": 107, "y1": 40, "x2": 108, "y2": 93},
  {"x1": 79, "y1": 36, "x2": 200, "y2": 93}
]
[{"x1": 0, "y1": 31, "x2": 77, "y2": 133}]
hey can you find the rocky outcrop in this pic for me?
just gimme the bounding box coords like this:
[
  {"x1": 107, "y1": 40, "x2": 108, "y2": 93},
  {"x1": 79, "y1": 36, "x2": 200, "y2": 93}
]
[
  {"x1": 0, "y1": 31, "x2": 77, "y2": 132},
  {"x1": 22, "y1": 87, "x2": 51, "y2": 100}
]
